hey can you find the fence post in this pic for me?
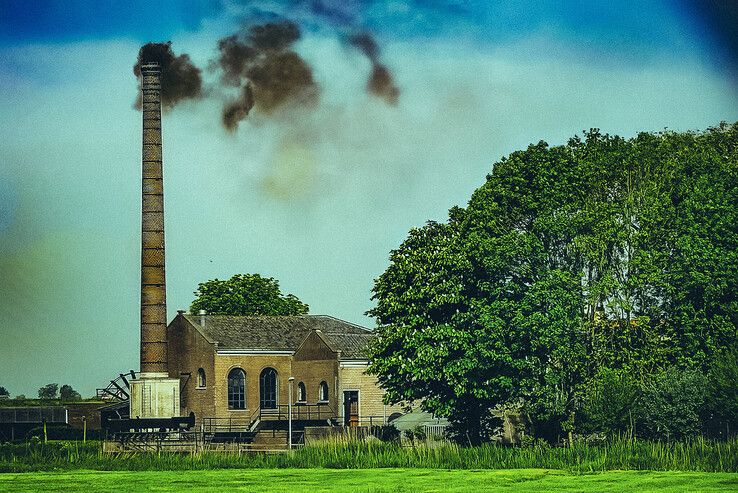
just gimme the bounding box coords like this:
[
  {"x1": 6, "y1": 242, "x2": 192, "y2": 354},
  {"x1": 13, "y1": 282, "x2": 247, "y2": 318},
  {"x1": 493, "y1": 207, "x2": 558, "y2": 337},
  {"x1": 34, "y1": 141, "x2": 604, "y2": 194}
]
[
  {"x1": 83, "y1": 416, "x2": 87, "y2": 443},
  {"x1": 43, "y1": 419, "x2": 47, "y2": 443}
]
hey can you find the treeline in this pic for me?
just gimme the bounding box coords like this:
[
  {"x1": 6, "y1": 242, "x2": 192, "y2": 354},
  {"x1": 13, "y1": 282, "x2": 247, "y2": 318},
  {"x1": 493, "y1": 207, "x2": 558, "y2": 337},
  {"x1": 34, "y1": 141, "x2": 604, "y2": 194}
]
[{"x1": 368, "y1": 122, "x2": 738, "y2": 444}]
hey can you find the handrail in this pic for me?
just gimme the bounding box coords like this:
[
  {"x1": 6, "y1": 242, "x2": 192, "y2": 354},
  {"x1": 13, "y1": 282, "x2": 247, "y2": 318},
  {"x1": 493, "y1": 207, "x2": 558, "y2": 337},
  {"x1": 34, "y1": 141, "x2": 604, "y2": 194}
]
[{"x1": 203, "y1": 403, "x2": 337, "y2": 433}]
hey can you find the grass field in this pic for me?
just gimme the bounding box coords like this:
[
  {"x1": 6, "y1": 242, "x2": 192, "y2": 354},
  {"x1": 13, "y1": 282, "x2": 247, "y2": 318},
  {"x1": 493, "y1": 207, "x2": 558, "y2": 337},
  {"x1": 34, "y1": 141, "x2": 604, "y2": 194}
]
[
  {"x1": 1, "y1": 469, "x2": 737, "y2": 492},
  {"x1": 3, "y1": 438, "x2": 738, "y2": 473}
]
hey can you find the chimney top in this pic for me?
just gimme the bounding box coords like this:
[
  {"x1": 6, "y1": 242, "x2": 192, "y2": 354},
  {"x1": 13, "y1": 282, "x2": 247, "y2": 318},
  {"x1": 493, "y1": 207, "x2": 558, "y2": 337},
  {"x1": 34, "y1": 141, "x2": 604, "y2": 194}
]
[
  {"x1": 177, "y1": 310, "x2": 185, "y2": 315},
  {"x1": 199, "y1": 309, "x2": 206, "y2": 326}
]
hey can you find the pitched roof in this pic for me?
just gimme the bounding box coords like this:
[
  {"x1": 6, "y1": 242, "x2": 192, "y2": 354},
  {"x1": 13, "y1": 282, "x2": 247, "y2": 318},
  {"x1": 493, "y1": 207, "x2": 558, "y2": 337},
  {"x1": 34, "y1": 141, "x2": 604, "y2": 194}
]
[{"x1": 181, "y1": 314, "x2": 374, "y2": 359}]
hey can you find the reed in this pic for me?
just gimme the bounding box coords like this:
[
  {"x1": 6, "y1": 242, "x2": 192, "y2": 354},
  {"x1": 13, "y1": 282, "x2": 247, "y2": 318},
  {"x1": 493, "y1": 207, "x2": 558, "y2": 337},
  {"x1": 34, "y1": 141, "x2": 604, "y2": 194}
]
[{"x1": 1, "y1": 436, "x2": 736, "y2": 473}]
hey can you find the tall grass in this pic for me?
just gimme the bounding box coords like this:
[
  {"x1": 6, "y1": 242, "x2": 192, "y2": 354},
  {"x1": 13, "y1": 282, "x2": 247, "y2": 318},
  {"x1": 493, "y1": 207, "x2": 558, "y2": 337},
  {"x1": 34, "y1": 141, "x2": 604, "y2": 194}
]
[{"x1": 1, "y1": 437, "x2": 736, "y2": 473}]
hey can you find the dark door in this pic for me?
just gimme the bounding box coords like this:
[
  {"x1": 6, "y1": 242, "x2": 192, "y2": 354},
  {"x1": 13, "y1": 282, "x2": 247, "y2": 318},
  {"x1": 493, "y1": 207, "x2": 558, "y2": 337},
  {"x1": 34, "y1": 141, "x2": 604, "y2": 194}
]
[
  {"x1": 260, "y1": 368, "x2": 278, "y2": 409},
  {"x1": 343, "y1": 391, "x2": 359, "y2": 427}
]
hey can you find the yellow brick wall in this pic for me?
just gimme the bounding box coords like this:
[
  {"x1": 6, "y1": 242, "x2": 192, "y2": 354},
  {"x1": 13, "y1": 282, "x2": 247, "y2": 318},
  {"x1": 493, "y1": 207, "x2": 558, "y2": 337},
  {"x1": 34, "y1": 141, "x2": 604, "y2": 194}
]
[
  {"x1": 167, "y1": 318, "x2": 402, "y2": 426},
  {"x1": 292, "y1": 331, "x2": 340, "y2": 415},
  {"x1": 166, "y1": 316, "x2": 216, "y2": 421},
  {"x1": 213, "y1": 354, "x2": 293, "y2": 420},
  {"x1": 339, "y1": 364, "x2": 404, "y2": 424}
]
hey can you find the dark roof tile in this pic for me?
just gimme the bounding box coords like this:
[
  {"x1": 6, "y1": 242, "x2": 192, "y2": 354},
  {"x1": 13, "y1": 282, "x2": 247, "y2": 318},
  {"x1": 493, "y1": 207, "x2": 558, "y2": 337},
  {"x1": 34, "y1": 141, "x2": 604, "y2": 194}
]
[{"x1": 181, "y1": 314, "x2": 374, "y2": 359}]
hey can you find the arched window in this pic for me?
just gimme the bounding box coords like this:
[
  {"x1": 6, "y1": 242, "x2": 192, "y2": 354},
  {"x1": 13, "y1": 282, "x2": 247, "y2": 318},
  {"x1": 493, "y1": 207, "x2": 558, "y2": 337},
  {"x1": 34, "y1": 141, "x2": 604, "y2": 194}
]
[
  {"x1": 260, "y1": 368, "x2": 278, "y2": 409},
  {"x1": 197, "y1": 368, "x2": 206, "y2": 388},
  {"x1": 297, "y1": 382, "x2": 306, "y2": 403},
  {"x1": 319, "y1": 381, "x2": 329, "y2": 402},
  {"x1": 227, "y1": 368, "x2": 245, "y2": 410}
]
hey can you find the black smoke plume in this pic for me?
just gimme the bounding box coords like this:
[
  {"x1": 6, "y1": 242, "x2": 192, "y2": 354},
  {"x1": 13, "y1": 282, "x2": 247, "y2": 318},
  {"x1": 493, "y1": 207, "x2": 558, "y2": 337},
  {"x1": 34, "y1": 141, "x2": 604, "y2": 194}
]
[
  {"x1": 223, "y1": 83, "x2": 255, "y2": 131},
  {"x1": 216, "y1": 20, "x2": 319, "y2": 130},
  {"x1": 134, "y1": 42, "x2": 203, "y2": 110},
  {"x1": 348, "y1": 32, "x2": 400, "y2": 105}
]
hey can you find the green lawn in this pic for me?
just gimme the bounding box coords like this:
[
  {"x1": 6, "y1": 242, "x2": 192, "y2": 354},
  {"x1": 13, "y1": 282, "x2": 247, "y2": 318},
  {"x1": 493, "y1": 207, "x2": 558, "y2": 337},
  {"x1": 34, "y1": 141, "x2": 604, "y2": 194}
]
[{"x1": 1, "y1": 469, "x2": 737, "y2": 493}]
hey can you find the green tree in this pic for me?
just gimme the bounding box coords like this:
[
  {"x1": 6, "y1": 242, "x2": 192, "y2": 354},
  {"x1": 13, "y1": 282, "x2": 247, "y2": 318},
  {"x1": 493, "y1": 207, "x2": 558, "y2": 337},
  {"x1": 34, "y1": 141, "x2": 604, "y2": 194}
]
[
  {"x1": 368, "y1": 123, "x2": 738, "y2": 442},
  {"x1": 0, "y1": 386, "x2": 8, "y2": 397},
  {"x1": 38, "y1": 383, "x2": 58, "y2": 400},
  {"x1": 190, "y1": 273, "x2": 309, "y2": 316},
  {"x1": 59, "y1": 384, "x2": 82, "y2": 401}
]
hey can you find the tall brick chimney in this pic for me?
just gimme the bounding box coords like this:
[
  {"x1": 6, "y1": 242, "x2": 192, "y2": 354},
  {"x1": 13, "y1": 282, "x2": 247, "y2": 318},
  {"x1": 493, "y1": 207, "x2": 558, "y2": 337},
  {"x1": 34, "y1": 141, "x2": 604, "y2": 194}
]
[
  {"x1": 129, "y1": 60, "x2": 180, "y2": 419},
  {"x1": 139, "y1": 62, "x2": 168, "y2": 376}
]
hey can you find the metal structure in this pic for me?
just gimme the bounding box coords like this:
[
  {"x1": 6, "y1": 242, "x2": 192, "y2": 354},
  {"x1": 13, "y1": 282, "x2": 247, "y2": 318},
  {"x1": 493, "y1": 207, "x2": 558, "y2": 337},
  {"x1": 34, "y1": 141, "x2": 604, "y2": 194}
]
[{"x1": 96, "y1": 370, "x2": 136, "y2": 401}]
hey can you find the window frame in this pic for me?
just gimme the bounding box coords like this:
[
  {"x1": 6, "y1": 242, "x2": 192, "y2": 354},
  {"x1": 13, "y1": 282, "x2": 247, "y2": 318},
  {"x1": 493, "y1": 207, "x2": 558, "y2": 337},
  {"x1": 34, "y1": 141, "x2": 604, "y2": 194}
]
[
  {"x1": 196, "y1": 368, "x2": 206, "y2": 389},
  {"x1": 227, "y1": 368, "x2": 246, "y2": 410},
  {"x1": 297, "y1": 382, "x2": 307, "y2": 403},
  {"x1": 318, "y1": 381, "x2": 329, "y2": 403}
]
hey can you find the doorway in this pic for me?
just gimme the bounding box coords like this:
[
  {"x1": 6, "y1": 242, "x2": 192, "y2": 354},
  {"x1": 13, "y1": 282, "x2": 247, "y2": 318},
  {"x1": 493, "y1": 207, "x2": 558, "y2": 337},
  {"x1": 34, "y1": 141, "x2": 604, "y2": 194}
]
[
  {"x1": 260, "y1": 368, "x2": 278, "y2": 409},
  {"x1": 343, "y1": 390, "x2": 359, "y2": 427}
]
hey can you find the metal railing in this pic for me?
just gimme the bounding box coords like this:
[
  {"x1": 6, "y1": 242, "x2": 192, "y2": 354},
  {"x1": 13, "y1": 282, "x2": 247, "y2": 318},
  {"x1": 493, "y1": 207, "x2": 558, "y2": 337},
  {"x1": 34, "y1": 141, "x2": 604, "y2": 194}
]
[
  {"x1": 256, "y1": 403, "x2": 336, "y2": 423},
  {"x1": 202, "y1": 416, "x2": 252, "y2": 433},
  {"x1": 0, "y1": 407, "x2": 67, "y2": 424}
]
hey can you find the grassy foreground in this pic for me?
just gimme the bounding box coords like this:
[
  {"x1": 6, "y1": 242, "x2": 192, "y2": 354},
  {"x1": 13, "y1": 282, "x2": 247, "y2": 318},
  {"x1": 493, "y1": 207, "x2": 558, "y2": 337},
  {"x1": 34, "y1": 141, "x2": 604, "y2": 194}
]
[
  {"x1": 2, "y1": 437, "x2": 738, "y2": 473},
  {"x1": 1, "y1": 469, "x2": 737, "y2": 493}
]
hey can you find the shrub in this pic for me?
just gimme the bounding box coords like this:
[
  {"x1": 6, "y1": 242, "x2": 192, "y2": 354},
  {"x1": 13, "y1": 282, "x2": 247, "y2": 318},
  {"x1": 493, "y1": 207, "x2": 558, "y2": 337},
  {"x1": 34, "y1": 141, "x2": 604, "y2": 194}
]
[
  {"x1": 579, "y1": 367, "x2": 639, "y2": 436},
  {"x1": 637, "y1": 366, "x2": 707, "y2": 440},
  {"x1": 704, "y1": 344, "x2": 738, "y2": 438}
]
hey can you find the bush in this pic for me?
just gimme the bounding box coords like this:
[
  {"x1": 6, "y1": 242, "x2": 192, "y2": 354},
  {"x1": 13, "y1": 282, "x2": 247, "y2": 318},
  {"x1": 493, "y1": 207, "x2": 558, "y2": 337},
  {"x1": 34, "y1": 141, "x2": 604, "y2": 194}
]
[
  {"x1": 579, "y1": 367, "x2": 639, "y2": 436},
  {"x1": 637, "y1": 366, "x2": 707, "y2": 441},
  {"x1": 704, "y1": 344, "x2": 738, "y2": 438},
  {"x1": 371, "y1": 425, "x2": 400, "y2": 442}
]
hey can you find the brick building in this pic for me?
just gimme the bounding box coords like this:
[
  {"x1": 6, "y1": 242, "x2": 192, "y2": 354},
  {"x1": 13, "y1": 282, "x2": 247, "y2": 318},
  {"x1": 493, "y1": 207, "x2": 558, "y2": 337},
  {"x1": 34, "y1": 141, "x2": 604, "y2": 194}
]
[{"x1": 166, "y1": 313, "x2": 402, "y2": 429}]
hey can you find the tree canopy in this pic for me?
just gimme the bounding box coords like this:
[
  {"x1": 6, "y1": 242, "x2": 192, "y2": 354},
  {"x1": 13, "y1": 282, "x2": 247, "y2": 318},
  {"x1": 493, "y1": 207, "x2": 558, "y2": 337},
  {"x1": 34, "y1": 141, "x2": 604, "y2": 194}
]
[
  {"x1": 190, "y1": 273, "x2": 309, "y2": 316},
  {"x1": 60, "y1": 384, "x2": 82, "y2": 401},
  {"x1": 37, "y1": 383, "x2": 58, "y2": 400},
  {"x1": 368, "y1": 123, "x2": 738, "y2": 443}
]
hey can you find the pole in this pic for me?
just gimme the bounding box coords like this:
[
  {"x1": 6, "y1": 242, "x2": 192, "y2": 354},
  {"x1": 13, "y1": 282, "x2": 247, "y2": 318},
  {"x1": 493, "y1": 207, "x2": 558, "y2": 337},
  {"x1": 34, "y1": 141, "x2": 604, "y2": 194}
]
[
  {"x1": 83, "y1": 416, "x2": 87, "y2": 443},
  {"x1": 288, "y1": 376, "x2": 294, "y2": 450},
  {"x1": 43, "y1": 419, "x2": 47, "y2": 443}
]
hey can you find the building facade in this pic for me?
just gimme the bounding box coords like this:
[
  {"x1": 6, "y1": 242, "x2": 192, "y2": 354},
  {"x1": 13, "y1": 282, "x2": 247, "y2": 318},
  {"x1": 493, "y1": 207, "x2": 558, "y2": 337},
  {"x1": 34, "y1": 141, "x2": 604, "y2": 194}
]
[{"x1": 166, "y1": 313, "x2": 402, "y2": 428}]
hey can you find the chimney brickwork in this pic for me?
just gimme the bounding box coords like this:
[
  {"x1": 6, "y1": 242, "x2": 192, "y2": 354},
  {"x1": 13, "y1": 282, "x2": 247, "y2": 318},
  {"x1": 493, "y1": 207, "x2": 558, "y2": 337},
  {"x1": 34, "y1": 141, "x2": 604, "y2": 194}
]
[{"x1": 140, "y1": 62, "x2": 168, "y2": 375}]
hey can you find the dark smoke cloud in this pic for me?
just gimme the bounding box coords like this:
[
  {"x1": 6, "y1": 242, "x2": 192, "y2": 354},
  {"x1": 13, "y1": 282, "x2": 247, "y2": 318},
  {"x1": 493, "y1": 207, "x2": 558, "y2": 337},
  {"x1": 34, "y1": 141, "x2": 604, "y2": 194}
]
[
  {"x1": 348, "y1": 32, "x2": 380, "y2": 61},
  {"x1": 249, "y1": 21, "x2": 301, "y2": 51},
  {"x1": 216, "y1": 21, "x2": 319, "y2": 130},
  {"x1": 223, "y1": 83, "x2": 255, "y2": 131},
  {"x1": 348, "y1": 32, "x2": 400, "y2": 105},
  {"x1": 217, "y1": 35, "x2": 258, "y2": 86},
  {"x1": 133, "y1": 42, "x2": 203, "y2": 110},
  {"x1": 368, "y1": 64, "x2": 400, "y2": 105}
]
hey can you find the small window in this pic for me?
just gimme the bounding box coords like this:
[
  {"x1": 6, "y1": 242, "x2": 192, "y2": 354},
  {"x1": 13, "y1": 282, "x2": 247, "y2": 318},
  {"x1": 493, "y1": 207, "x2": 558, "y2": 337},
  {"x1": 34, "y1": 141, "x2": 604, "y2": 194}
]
[
  {"x1": 319, "y1": 381, "x2": 329, "y2": 402},
  {"x1": 197, "y1": 368, "x2": 206, "y2": 388},
  {"x1": 228, "y1": 368, "x2": 246, "y2": 410},
  {"x1": 297, "y1": 382, "x2": 306, "y2": 403}
]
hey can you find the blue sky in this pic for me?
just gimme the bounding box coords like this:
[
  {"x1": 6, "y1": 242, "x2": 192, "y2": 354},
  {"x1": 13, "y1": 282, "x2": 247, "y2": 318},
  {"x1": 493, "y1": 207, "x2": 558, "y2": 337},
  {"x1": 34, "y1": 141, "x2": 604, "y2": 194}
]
[{"x1": 0, "y1": 1, "x2": 736, "y2": 396}]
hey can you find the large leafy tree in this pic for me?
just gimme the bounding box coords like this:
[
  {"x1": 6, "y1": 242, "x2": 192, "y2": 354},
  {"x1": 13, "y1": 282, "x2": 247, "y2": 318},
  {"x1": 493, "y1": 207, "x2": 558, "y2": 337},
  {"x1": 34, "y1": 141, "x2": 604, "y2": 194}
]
[
  {"x1": 369, "y1": 123, "x2": 738, "y2": 442},
  {"x1": 190, "y1": 273, "x2": 309, "y2": 316}
]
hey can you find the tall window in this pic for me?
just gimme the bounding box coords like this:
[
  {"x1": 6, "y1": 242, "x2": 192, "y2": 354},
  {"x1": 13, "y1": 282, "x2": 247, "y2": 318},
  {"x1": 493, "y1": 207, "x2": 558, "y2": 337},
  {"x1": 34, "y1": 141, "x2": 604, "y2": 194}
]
[
  {"x1": 260, "y1": 368, "x2": 278, "y2": 409},
  {"x1": 319, "y1": 381, "x2": 329, "y2": 402},
  {"x1": 197, "y1": 368, "x2": 206, "y2": 388},
  {"x1": 297, "y1": 382, "x2": 306, "y2": 403},
  {"x1": 227, "y1": 368, "x2": 246, "y2": 410}
]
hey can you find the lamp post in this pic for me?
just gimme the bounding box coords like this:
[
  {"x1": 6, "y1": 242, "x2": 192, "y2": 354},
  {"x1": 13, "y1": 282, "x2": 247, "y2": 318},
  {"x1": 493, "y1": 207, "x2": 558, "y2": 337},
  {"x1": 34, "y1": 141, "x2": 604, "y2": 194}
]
[{"x1": 288, "y1": 376, "x2": 294, "y2": 450}]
